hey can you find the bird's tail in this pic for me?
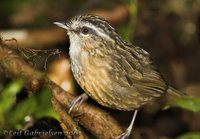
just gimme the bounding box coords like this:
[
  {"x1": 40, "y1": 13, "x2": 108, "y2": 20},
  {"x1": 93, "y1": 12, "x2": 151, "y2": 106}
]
[
  {"x1": 164, "y1": 85, "x2": 185, "y2": 103},
  {"x1": 161, "y1": 86, "x2": 185, "y2": 104},
  {"x1": 166, "y1": 85, "x2": 184, "y2": 97}
]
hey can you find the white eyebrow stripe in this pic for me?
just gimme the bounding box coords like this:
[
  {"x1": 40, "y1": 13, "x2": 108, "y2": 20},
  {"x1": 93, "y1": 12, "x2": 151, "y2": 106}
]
[{"x1": 83, "y1": 23, "x2": 112, "y2": 40}]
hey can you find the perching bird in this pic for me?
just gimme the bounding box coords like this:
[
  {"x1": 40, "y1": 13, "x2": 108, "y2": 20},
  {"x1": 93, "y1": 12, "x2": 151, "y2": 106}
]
[{"x1": 54, "y1": 14, "x2": 183, "y2": 139}]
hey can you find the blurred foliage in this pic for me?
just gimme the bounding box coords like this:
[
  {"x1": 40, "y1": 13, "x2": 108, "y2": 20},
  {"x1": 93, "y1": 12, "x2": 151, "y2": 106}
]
[
  {"x1": 0, "y1": 79, "x2": 24, "y2": 129},
  {"x1": 168, "y1": 97, "x2": 200, "y2": 113},
  {"x1": 0, "y1": 0, "x2": 200, "y2": 138},
  {"x1": 176, "y1": 132, "x2": 200, "y2": 139},
  {"x1": 163, "y1": 95, "x2": 200, "y2": 139},
  {"x1": 0, "y1": 79, "x2": 58, "y2": 131},
  {"x1": 0, "y1": 0, "x2": 54, "y2": 28},
  {"x1": 120, "y1": 0, "x2": 138, "y2": 42}
]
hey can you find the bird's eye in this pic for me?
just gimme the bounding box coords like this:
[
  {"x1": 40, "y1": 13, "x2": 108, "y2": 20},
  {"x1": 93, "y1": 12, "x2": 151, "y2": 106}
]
[{"x1": 80, "y1": 27, "x2": 91, "y2": 35}]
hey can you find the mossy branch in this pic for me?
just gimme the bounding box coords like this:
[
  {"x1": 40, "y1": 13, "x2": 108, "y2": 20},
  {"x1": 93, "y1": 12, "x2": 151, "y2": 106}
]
[{"x1": 0, "y1": 38, "x2": 124, "y2": 139}]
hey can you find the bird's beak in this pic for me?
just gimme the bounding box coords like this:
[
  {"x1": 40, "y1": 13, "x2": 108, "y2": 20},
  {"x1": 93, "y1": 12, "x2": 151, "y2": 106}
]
[{"x1": 53, "y1": 22, "x2": 70, "y2": 30}]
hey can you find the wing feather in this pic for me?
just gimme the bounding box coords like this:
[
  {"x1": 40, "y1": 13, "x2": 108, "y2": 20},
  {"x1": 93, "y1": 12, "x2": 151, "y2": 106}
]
[{"x1": 111, "y1": 45, "x2": 167, "y2": 98}]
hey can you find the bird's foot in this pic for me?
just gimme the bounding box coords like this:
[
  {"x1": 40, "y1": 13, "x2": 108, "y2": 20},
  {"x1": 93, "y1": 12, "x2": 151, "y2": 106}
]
[
  {"x1": 116, "y1": 110, "x2": 138, "y2": 139},
  {"x1": 115, "y1": 127, "x2": 132, "y2": 139},
  {"x1": 68, "y1": 93, "x2": 88, "y2": 114}
]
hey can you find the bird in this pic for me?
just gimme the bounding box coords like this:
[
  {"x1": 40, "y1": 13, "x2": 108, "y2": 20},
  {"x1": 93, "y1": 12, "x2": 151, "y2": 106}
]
[{"x1": 54, "y1": 14, "x2": 183, "y2": 139}]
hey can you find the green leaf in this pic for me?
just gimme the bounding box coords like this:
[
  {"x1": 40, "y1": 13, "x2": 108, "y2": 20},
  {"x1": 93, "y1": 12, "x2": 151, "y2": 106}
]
[
  {"x1": 0, "y1": 79, "x2": 25, "y2": 113},
  {"x1": 119, "y1": 0, "x2": 138, "y2": 42},
  {"x1": 176, "y1": 132, "x2": 200, "y2": 139},
  {"x1": 8, "y1": 87, "x2": 58, "y2": 129},
  {"x1": 34, "y1": 87, "x2": 59, "y2": 119},
  {"x1": 8, "y1": 94, "x2": 38, "y2": 128},
  {"x1": 169, "y1": 96, "x2": 200, "y2": 112},
  {"x1": 0, "y1": 79, "x2": 25, "y2": 128}
]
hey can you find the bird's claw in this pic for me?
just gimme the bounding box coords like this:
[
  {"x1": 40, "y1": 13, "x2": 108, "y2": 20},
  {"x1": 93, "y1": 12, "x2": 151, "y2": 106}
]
[
  {"x1": 115, "y1": 129, "x2": 131, "y2": 139},
  {"x1": 115, "y1": 110, "x2": 138, "y2": 139},
  {"x1": 68, "y1": 93, "x2": 88, "y2": 114}
]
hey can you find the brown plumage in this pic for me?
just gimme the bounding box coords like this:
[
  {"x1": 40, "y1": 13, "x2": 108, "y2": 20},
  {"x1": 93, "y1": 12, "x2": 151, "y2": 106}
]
[{"x1": 54, "y1": 14, "x2": 183, "y2": 139}]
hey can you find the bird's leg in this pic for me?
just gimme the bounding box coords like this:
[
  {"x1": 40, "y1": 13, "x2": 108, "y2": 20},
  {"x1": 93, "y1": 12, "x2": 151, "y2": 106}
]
[
  {"x1": 68, "y1": 93, "x2": 89, "y2": 114},
  {"x1": 116, "y1": 110, "x2": 138, "y2": 139}
]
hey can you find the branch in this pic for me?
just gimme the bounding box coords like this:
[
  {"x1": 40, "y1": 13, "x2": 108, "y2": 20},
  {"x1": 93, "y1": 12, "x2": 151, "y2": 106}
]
[
  {"x1": 52, "y1": 98, "x2": 88, "y2": 139},
  {"x1": 0, "y1": 38, "x2": 124, "y2": 139}
]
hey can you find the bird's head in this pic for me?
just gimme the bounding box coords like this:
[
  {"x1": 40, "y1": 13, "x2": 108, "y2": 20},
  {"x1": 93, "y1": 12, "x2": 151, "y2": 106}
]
[{"x1": 54, "y1": 14, "x2": 124, "y2": 54}]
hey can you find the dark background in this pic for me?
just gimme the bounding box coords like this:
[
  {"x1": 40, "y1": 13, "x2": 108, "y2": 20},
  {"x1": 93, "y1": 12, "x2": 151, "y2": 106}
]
[{"x1": 0, "y1": 0, "x2": 200, "y2": 139}]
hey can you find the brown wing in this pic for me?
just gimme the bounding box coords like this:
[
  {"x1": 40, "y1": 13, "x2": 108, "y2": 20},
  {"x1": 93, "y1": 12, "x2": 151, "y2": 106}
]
[{"x1": 110, "y1": 45, "x2": 167, "y2": 98}]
